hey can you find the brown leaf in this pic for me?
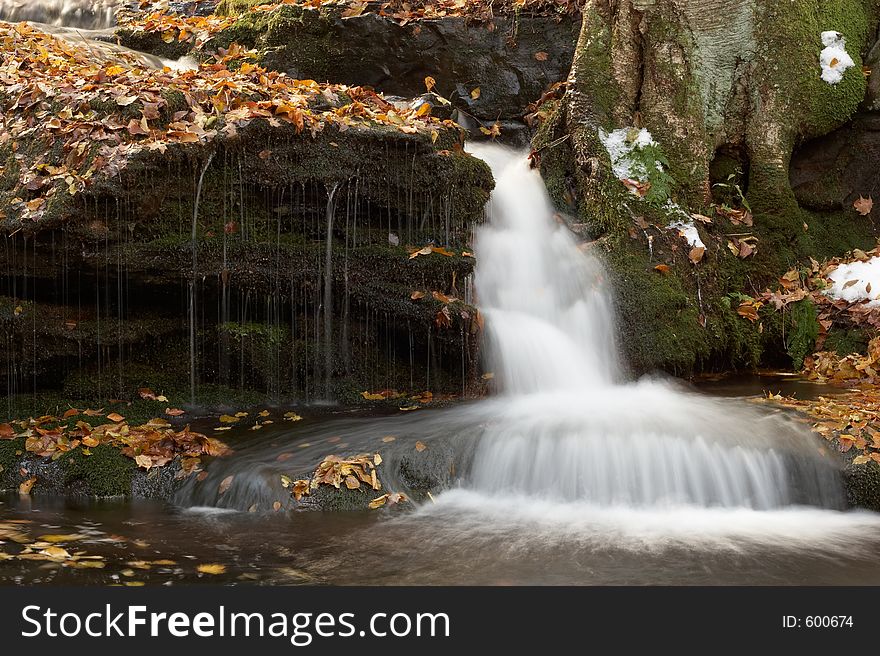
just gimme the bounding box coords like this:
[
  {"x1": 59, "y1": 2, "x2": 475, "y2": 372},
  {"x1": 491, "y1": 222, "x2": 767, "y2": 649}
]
[
  {"x1": 534, "y1": 51, "x2": 549, "y2": 62},
  {"x1": 106, "y1": 413, "x2": 125, "y2": 423},
  {"x1": 688, "y1": 247, "x2": 705, "y2": 265},
  {"x1": 165, "y1": 408, "x2": 185, "y2": 417},
  {"x1": 654, "y1": 264, "x2": 671, "y2": 275},
  {"x1": 415, "y1": 441, "x2": 427, "y2": 452},
  {"x1": 218, "y1": 475, "x2": 234, "y2": 496},
  {"x1": 424, "y1": 76, "x2": 436, "y2": 92},
  {"x1": 854, "y1": 195, "x2": 874, "y2": 216}
]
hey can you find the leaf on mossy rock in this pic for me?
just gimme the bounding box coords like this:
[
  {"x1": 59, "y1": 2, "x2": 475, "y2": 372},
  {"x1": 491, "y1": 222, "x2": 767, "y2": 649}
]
[
  {"x1": 19, "y1": 477, "x2": 37, "y2": 495},
  {"x1": 854, "y1": 195, "x2": 873, "y2": 216}
]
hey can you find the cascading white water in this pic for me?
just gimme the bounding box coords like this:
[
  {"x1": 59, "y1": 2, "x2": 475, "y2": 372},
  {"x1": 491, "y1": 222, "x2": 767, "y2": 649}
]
[
  {"x1": 0, "y1": 0, "x2": 121, "y2": 29},
  {"x1": 465, "y1": 144, "x2": 843, "y2": 510}
]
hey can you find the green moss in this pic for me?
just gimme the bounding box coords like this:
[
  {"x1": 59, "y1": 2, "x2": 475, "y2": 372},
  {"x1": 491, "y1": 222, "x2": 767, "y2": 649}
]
[
  {"x1": 603, "y1": 241, "x2": 708, "y2": 375},
  {"x1": 825, "y1": 327, "x2": 869, "y2": 356},
  {"x1": 786, "y1": 298, "x2": 820, "y2": 369},
  {"x1": 0, "y1": 438, "x2": 25, "y2": 489},
  {"x1": 59, "y1": 444, "x2": 136, "y2": 497}
]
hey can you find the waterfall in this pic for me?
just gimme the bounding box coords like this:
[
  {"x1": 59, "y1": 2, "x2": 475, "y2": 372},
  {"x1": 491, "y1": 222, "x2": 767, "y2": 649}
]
[
  {"x1": 464, "y1": 144, "x2": 844, "y2": 510},
  {"x1": 0, "y1": 0, "x2": 121, "y2": 29}
]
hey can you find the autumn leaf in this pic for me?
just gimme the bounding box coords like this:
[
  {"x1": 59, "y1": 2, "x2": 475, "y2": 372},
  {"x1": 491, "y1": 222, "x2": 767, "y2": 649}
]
[
  {"x1": 470, "y1": 87, "x2": 481, "y2": 100},
  {"x1": 165, "y1": 408, "x2": 185, "y2": 416},
  {"x1": 197, "y1": 563, "x2": 226, "y2": 575},
  {"x1": 854, "y1": 195, "x2": 873, "y2": 216},
  {"x1": 654, "y1": 264, "x2": 671, "y2": 275},
  {"x1": 410, "y1": 291, "x2": 426, "y2": 300},
  {"x1": 688, "y1": 246, "x2": 706, "y2": 265},
  {"x1": 0, "y1": 423, "x2": 15, "y2": 439},
  {"x1": 219, "y1": 414, "x2": 239, "y2": 423},
  {"x1": 534, "y1": 51, "x2": 549, "y2": 61},
  {"x1": 415, "y1": 441, "x2": 427, "y2": 452},
  {"x1": 218, "y1": 475, "x2": 234, "y2": 496},
  {"x1": 424, "y1": 76, "x2": 436, "y2": 92},
  {"x1": 19, "y1": 477, "x2": 37, "y2": 495}
]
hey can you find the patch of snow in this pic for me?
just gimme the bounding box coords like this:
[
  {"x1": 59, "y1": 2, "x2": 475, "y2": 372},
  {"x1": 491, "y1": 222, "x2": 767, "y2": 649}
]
[
  {"x1": 668, "y1": 220, "x2": 705, "y2": 250},
  {"x1": 827, "y1": 257, "x2": 880, "y2": 306},
  {"x1": 161, "y1": 56, "x2": 199, "y2": 72},
  {"x1": 663, "y1": 201, "x2": 705, "y2": 249},
  {"x1": 598, "y1": 127, "x2": 656, "y2": 181},
  {"x1": 819, "y1": 31, "x2": 854, "y2": 85}
]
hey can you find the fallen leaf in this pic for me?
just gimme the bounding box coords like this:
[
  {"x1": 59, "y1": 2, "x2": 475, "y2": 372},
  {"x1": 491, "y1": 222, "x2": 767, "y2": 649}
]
[
  {"x1": 470, "y1": 87, "x2": 481, "y2": 100},
  {"x1": 165, "y1": 408, "x2": 185, "y2": 416},
  {"x1": 688, "y1": 247, "x2": 705, "y2": 265},
  {"x1": 106, "y1": 413, "x2": 125, "y2": 423},
  {"x1": 197, "y1": 564, "x2": 226, "y2": 575},
  {"x1": 424, "y1": 76, "x2": 436, "y2": 92},
  {"x1": 19, "y1": 477, "x2": 37, "y2": 495},
  {"x1": 654, "y1": 264, "x2": 671, "y2": 275},
  {"x1": 854, "y1": 196, "x2": 873, "y2": 215},
  {"x1": 218, "y1": 475, "x2": 234, "y2": 495},
  {"x1": 415, "y1": 441, "x2": 427, "y2": 452},
  {"x1": 534, "y1": 51, "x2": 549, "y2": 61}
]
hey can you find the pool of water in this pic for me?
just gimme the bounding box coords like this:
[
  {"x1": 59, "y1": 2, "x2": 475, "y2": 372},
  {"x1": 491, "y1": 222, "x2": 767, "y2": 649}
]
[
  {"x1": 3, "y1": 490, "x2": 880, "y2": 586},
  {"x1": 3, "y1": 376, "x2": 880, "y2": 587}
]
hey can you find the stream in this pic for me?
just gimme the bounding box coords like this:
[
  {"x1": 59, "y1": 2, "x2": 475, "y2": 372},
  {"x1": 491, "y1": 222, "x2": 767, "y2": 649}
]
[{"x1": 2, "y1": 3, "x2": 880, "y2": 587}]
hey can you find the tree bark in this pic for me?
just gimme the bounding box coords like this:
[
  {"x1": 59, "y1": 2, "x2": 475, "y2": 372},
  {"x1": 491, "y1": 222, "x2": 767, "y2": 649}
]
[{"x1": 537, "y1": 0, "x2": 880, "y2": 374}]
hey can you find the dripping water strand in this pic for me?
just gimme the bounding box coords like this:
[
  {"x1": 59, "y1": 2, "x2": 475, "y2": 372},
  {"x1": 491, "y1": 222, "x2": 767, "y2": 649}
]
[{"x1": 189, "y1": 151, "x2": 214, "y2": 405}]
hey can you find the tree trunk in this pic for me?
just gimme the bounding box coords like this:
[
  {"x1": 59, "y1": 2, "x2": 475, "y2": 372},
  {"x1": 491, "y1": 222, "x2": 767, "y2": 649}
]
[{"x1": 536, "y1": 0, "x2": 880, "y2": 375}]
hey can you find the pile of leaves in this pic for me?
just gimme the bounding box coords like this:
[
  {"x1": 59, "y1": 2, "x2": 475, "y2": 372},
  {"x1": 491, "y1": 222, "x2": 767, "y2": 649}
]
[
  {"x1": 284, "y1": 453, "x2": 383, "y2": 499},
  {"x1": 0, "y1": 409, "x2": 229, "y2": 472},
  {"x1": 759, "y1": 390, "x2": 880, "y2": 466},
  {"x1": 220, "y1": 0, "x2": 584, "y2": 22},
  {"x1": 0, "y1": 21, "x2": 451, "y2": 224},
  {"x1": 801, "y1": 337, "x2": 880, "y2": 385}
]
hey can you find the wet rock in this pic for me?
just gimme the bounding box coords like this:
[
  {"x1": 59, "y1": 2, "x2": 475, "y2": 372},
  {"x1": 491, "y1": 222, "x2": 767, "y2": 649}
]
[
  {"x1": 790, "y1": 112, "x2": 880, "y2": 213},
  {"x1": 204, "y1": 7, "x2": 578, "y2": 122},
  {"x1": 0, "y1": 439, "x2": 187, "y2": 499}
]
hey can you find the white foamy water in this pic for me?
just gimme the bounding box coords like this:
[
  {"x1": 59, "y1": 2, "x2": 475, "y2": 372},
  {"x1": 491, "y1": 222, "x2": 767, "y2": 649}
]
[
  {"x1": 0, "y1": 0, "x2": 121, "y2": 29},
  {"x1": 459, "y1": 144, "x2": 866, "y2": 527}
]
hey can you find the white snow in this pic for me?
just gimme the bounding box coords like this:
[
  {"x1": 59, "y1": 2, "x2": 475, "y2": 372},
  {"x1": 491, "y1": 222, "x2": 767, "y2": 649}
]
[
  {"x1": 598, "y1": 127, "x2": 657, "y2": 181},
  {"x1": 827, "y1": 256, "x2": 880, "y2": 306},
  {"x1": 664, "y1": 201, "x2": 705, "y2": 249},
  {"x1": 668, "y1": 220, "x2": 705, "y2": 250},
  {"x1": 819, "y1": 31, "x2": 854, "y2": 85}
]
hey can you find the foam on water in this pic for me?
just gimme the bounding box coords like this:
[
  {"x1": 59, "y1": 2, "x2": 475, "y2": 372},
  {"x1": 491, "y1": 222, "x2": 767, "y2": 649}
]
[{"x1": 459, "y1": 143, "x2": 855, "y2": 521}]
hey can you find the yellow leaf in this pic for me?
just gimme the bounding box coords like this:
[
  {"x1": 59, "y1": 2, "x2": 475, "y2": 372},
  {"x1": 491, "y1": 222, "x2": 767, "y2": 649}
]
[
  {"x1": 197, "y1": 563, "x2": 227, "y2": 575},
  {"x1": 369, "y1": 494, "x2": 389, "y2": 509},
  {"x1": 219, "y1": 414, "x2": 239, "y2": 423},
  {"x1": 38, "y1": 534, "x2": 83, "y2": 543},
  {"x1": 19, "y1": 476, "x2": 37, "y2": 495},
  {"x1": 424, "y1": 76, "x2": 436, "y2": 92},
  {"x1": 106, "y1": 412, "x2": 125, "y2": 423},
  {"x1": 470, "y1": 87, "x2": 481, "y2": 100}
]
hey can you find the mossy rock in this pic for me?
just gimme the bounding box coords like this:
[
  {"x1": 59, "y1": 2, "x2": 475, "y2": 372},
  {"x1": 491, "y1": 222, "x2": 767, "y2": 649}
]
[{"x1": 58, "y1": 445, "x2": 137, "y2": 497}]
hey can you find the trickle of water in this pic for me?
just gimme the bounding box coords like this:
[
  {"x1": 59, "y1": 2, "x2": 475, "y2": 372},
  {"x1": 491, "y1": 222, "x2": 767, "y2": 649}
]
[{"x1": 464, "y1": 144, "x2": 843, "y2": 510}]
